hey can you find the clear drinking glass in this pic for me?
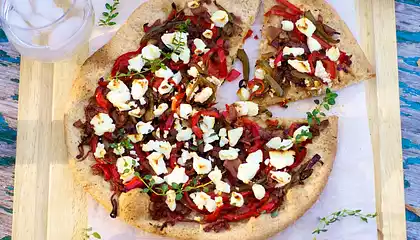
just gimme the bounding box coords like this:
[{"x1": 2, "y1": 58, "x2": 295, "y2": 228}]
[{"x1": 0, "y1": 0, "x2": 94, "y2": 62}]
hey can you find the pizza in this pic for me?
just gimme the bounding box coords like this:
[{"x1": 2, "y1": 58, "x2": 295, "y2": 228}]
[
  {"x1": 236, "y1": 0, "x2": 375, "y2": 106},
  {"x1": 65, "y1": 0, "x2": 341, "y2": 239}
]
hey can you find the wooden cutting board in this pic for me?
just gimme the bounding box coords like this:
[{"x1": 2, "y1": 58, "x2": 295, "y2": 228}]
[{"x1": 11, "y1": 0, "x2": 406, "y2": 239}]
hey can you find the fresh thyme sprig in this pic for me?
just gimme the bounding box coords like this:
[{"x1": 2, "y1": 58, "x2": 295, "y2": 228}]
[
  {"x1": 134, "y1": 172, "x2": 214, "y2": 200},
  {"x1": 176, "y1": 19, "x2": 191, "y2": 33},
  {"x1": 294, "y1": 129, "x2": 313, "y2": 144},
  {"x1": 312, "y1": 209, "x2": 376, "y2": 239},
  {"x1": 83, "y1": 227, "x2": 101, "y2": 239},
  {"x1": 99, "y1": 0, "x2": 119, "y2": 26},
  {"x1": 307, "y1": 88, "x2": 338, "y2": 125}
]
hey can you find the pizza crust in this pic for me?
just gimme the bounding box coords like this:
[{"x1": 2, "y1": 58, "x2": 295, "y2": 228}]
[{"x1": 255, "y1": 0, "x2": 375, "y2": 106}]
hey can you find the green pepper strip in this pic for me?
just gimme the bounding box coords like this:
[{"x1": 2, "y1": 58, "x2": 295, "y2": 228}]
[
  {"x1": 304, "y1": 11, "x2": 339, "y2": 44},
  {"x1": 237, "y1": 49, "x2": 250, "y2": 82},
  {"x1": 257, "y1": 60, "x2": 284, "y2": 97}
]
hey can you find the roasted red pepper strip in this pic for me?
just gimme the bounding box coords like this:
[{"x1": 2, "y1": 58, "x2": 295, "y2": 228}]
[
  {"x1": 98, "y1": 78, "x2": 109, "y2": 87},
  {"x1": 169, "y1": 61, "x2": 188, "y2": 71},
  {"x1": 312, "y1": 34, "x2": 332, "y2": 49},
  {"x1": 244, "y1": 29, "x2": 253, "y2": 42},
  {"x1": 183, "y1": 191, "x2": 208, "y2": 214},
  {"x1": 322, "y1": 60, "x2": 337, "y2": 79},
  {"x1": 204, "y1": 206, "x2": 223, "y2": 222},
  {"x1": 203, "y1": 40, "x2": 228, "y2": 79},
  {"x1": 287, "y1": 122, "x2": 301, "y2": 137},
  {"x1": 191, "y1": 110, "x2": 220, "y2": 138},
  {"x1": 288, "y1": 147, "x2": 307, "y2": 169},
  {"x1": 217, "y1": 48, "x2": 228, "y2": 78},
  {"x1": 308, "y1": 52, "x2": 325, "y2": 75},
  {"x1": 92, "y1": 163, "x2": 111, "y2": 181},
  {"x1": 95, "y1": 86, "x2": 112, "y2": 112},
  {"x1": 103, "y1": 132, "x2": 113, "y2": 141},
  {"x1": 248, "y1": 79, "x2": 265, "y2": 98},
  {"x1": 266, "y1": 119, "x2": 279, "y2": 127},
  {"x1": 171, "y1": 92, "x2": 185, "y2": 111},
  {"x1": 258, "y1": 198, "x2": 279, "y2": 213},
  {"x1": 223, "y1": 207, "x2": 259, "y2": 222},
  {"x1": 276, "y1": 0, "x2": 303, "y2": 15},
  {"x1": 265, "y1": 8, "x2": 298, "y2": 19},
  {"x1": 90, "y1": 135, "x2": 99, "y2": 154},
  {"x1": 242, "y1": 118, "x2": 263, "y2": 153},
  {"x1": 111, "y1": 50, "x2": 141, "y2": 77},
  {"x1": 124, "y1": 177, "x2": 145, "y2": 191},
  {"x1": 163, "y1": 113, "x2": 175, "y2": 130},
  {"x1": 292, "y1": 27, "x2": 306, "y2": 42},
  {"x1": 226, "y1": 69, "x2": 241, "y2": 82},
  {"x1": 274, "y1": 50, "x2": 283, "y2": 66}
]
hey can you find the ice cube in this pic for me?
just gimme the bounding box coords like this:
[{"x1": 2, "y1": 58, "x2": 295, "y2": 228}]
[
  {"x1": 48, "y1": 16, "x2": 83, "y2": 47},
  {"x1": 11, "y1": 0, "x2": 34, "y2": 16},
  {"x1": 27, "y1": 14, "x2": 53, "y2": 28},
  {"x1": 8, "y1": 9, "x2": 30, "y2": 28},
  {"x1": 34, "y1": 0, "x2": 65, "y2": 22}
]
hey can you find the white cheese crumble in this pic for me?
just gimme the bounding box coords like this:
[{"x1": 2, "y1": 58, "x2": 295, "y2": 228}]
[
  {"x1": 266, "y1": 137, "x2": 294, "y2": 150},
  {"x1": 211, "y1": 10, "x2": 229, "y2": 28},
  {"x1": 246, "y1": 149, "x2": 263, "y2": 164},
  {"x1": 237, "y1": 87, "x2": 250, "y2": 101},
  {"x1": 187, "y1": 66, "x2": 199, "y2": 78},
  {"x1": 164, "y1": 166, "x2": 189, "y2": 185},
  {"x1": 147, "y1": 152, "x2": 168, "y2": 175},
  {"x1": 176, "y1": 127, "x2": 193, "y2": 141},
  {"x1": 228, "y1": 127, "x2": 243, "y2": 147},
  {"x1": 141, "y1": 44, "x2": 161, "y2": 60},
  {"x1": 128, "y1": 54, "x2": 145, "y2": 72},
  {"x1": 233, "y1": 101, "x2": 259, "y2": 116},
  {"x1": 161, "y1": 31, "x2": 190, "y2": 64},
  {"x1": 270, "y1": 171, "x2": 292, "y2": 187},
  {"x1": 179, "y1": 104, "x2": 193, "y2": 119},
  {"x1": 106, "y1": 79, "x2": 131, "y2": 111},
  {"x1": 131, "y1": 79, "x2": 148, "y2": 100},
  {"x1": 230, "y1": 192, "x2": 244, "y2": 207},
  {"x1": 307, "y1": 36, "x2": 322, "y2": 52},
  {"x1": 203, "y1": 29, "x2": 213, "y2": 39},
  {"x1": 269, "y1": 150, "x2": 295, "y2": 170},
  {"x1": 194, "y1": 87, "x2": 213, "y2": 103},
  {"x1": 116, "y1": 156, "x2": 139, "y2": 183},
  {"x1": 281, "y1": 20, "x2": 294, "y2": 31},
  {"x1": 94, "y1": 143, "x2": 106, "y2": 158},
  {"x1": 252, "y1": 184, "x2": 266, "y2": 200},
  {"x1": 326, "y1": 47, "x2": 340, "y2": 61},
  {"x1": 153, "y1": 103, "x2": 169, "y2": 117},
  {"x1": 295, "y1": 17, "x2": 316, "y2": 37},
  {"x1": 177, "y1": 149, "x2": 192, "y2": 166},
  {"x1": 127, "y1": 134, "x2": 143, "y2": 143},
  {"x1": 113, "y1": 145, "x2": 125, "y2": 155},
  {"x1": 90, "y1": 113, "x2": 115, "y2": 136},
  {"x1": 219, "y1": 147, "x2": 240, "y2": 160},
  {"x1": 193, "y1": 38, "x2": 209, "y2": 55},
  {"x1": 191, "y1": 153, "x2": 212, "y2": 174},
  {"x1": 254, "y1": 68, "x2": 266, "y2": 80},
  {"x1": 283, "y1": 46, "x2": 305, "y2": 57},
  {"x1": 136, "y1": 121, "x2": 154, "y2": 135},
  {"x1": 142, "y1": 140, "x2": 173, "y2": 159},
  {"x1": 293, "y1": 125, "x2": 311, "y2": 142},
  {"x1": 314, "y1": 60, "x2": 332, "y2": 83},
  {"x1": 166, "y1": 190, "x2": 177, "y2": 211},
  {"x1": 288, "y1": 59, "x2": 311, "y2": 73},
  {"x1": 237, "y1": 162, "x2": 260, "y2": 184},
  {"x1": 152, "y1": 176, "x2": 165, "y2": 184}
]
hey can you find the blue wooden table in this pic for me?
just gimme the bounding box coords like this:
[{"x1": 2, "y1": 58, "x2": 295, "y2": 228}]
[{"x1": 0, "y1": 1, "x2": 419, "y2": 239}]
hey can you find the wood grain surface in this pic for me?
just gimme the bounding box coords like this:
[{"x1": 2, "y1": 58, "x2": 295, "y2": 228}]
[
  {"x1": 0, "y1": 0, "x2": 416, "y2": 239},
  {"x1": 12, "y1": 53, "x2": 89, "y2": 240},
  {"x1": 357, "y1": 0, "x2": 407, "y2": 239}
]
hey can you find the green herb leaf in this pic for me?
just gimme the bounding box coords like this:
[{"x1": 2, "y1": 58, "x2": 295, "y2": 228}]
[
  {"x1": 161, "y1": 184, "x2": 169, "y2": 193},
  {"x1": 172, "y1": 183, "x2": 180, "y2": 190},
  {"x1": 92, "y1": 232, "x2": 102, "y2": 239},
  {"x1": 176, "y1": 192, "x2": 183, "y2": 200},
  {"x1": 271, "y1": 210, "x2": 279, "y2": 218},
  {"x1": 202, "y1": 187, "x2": 209, "y2": 193},
  {"x1": 99, "y1": 0, "x2": 120, "y2": 27},
  {"x1": 144, "y1": 175, "x2": 152, "y2": 180},
  {"x1": 184, "y1": 186, "x2": 192, "y2": 191},
  {"x1": 123, "y1": 168, "x2": 130, "y2": 174}
]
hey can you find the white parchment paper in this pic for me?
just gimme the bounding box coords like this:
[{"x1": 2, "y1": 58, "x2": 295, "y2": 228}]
[{"x1": 87, "y1": 0, "x2": 377, "y2": 239}]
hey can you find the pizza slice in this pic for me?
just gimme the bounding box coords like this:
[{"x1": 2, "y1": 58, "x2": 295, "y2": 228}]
[
  {"x1": 68, "y1": 98, "x2": 337, "y2": 239},
  {"x1": 237, "y1": 0, "x2": 375, "y2": 106}
]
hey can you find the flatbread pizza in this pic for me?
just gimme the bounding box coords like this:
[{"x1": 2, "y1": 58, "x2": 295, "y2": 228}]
[
  {"x1": 237, "y1": 0, "x2": 375, "y2": 106},
  {"x1": 65, "y1": 0, "x2": 340, "y2": 239}
]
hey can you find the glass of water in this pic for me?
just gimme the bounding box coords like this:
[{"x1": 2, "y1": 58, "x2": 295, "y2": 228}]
[{"x1": 0, "y1": 0, "x2": 94, "y2": 62}]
